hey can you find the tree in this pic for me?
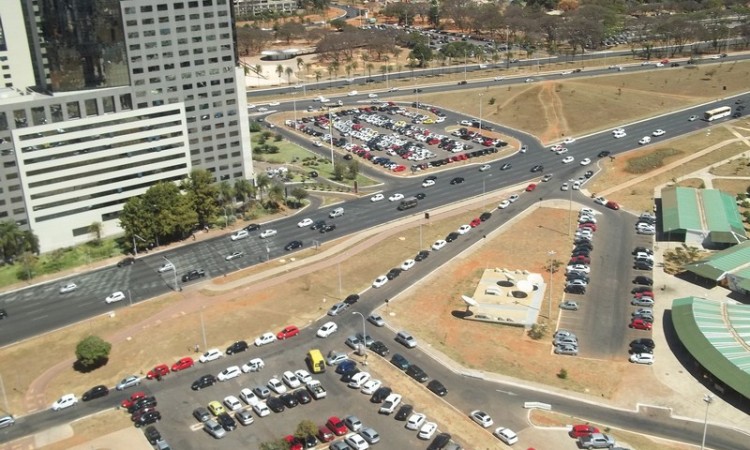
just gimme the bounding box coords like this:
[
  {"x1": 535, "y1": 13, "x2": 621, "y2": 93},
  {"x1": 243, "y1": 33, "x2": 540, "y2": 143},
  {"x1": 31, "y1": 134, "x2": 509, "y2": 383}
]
[
  {"x1": 89, "y1": 221, "x2": 102, "y2": 245},
  {"x1": 17, "y1": 251, "x2": 37, "y2": 281},
  {"x1": 75, "y1": 335, "x2": 112, "y2": 370},
  {"x1": 0, "y1": 221, "x2": 39, "y2": 263},
  {"x1": 295, "y1": 420, "x2": 318, "y2": 440},
  {"x1": 234, "y1": 178, "x2": 256, "y2": 210},
  {"x1": 409, "y1": 43, "x2": 433, "y2": 68},
  {"x1": 276, "y1": 64, "x2": 284, "y2": 82},
  {"x1": 182, "y1": 169, "x2": 219, "y2": 228},
  {"x1": 332, "y1": 163, "x2": 345, "y2": 181},
  {"x1": 345, "y1": 160, "x2": 359, "y2": 180},
  {"x1": 289, "y1": 187, "x2": 309, "y2": 208},
  {"x1": 266, "y1": 184, "x2": 285, "y2": 210},
  {"x1": 259, "y1": 439, "x2": 289, "y2": 450},
  {"x1": 255, "y1": 173, "x2": 272, "y2": 203}
]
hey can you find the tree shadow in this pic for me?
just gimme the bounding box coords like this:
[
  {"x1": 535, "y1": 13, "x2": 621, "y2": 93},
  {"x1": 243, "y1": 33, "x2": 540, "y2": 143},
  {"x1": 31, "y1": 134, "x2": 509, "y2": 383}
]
[{"x1": 73, "y1": 357, "x2": 109, "y2": 373}]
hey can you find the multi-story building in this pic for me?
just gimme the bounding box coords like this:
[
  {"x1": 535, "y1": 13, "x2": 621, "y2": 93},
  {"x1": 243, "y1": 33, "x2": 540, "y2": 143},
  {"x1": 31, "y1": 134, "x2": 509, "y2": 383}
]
[
  {"x1": 233, "y1": 0, "x2": 300, "y2": 18},
  {"x1": 0, "y1": 0, "x2": 253, "y2": 252}
]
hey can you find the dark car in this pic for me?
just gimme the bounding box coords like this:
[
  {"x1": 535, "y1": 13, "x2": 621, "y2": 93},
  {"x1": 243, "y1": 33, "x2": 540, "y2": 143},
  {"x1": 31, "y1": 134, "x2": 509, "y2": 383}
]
[
  {"x1": 370, "y1": 386, "x2": 392, "y2": 403},
  {"x1": 390, "y1": 353, "x2": 410, "y2": 370},
  {"x1": 415, "y1": 250, "x2": 430, "y2": 261},
  {"x1": 117, "y1": 257, "x2": 135, "y2": 268},
  {"x1": 450, "y1": 177, "x2": 465, "y2": 185},
  {"x1": 413, "y1": 88, "x2": 423, "y2": 93},
  {"x1": 415, "y1": 193, "x2": 426, "y2": 200},
  {"x1": 500, "y1": 163, "x2": 512, "y2": 170},
  {"x1": 631, "y1": 286, "x2": 653, "y2": 294},
  {"x1": 336, "y1": 360, "x2": 357, "y2": 374},
  {"x1": 406, "y1": 364, "x2": 429, "y2": 383},
  {"x1": 386, "y1": 268, "x2": 402, "y2": 279},
  {"x1": 633, "y1": 246, "x2": 654, "y2": 255},
  {"x1": 82, "y1": 385, "x2": 109, "y2": 402},
  {"x1": 370, "y1": 341, "x2": 390, "y2": 356},
  {"x1": 445, "y1": 232, "x2": 460, "y2": 243},
  {"x1": 310, "y1": 220, "x2": 326, "y2": 230},
  {"x1": 217, "y1": 412, "x2": 237, "y2": 431},
  {"x1": 457, "y1": 80, "x2": 468, "y2": 85},
  {"x1": 566, "y1": 273, "x2": 590, "y2": 283},
  {"x1": 0, "y1": 309, "x2": 6, "y2": 319},
  {"x1": 225, "y1": 340, "x2": 248, "y2": 355},
  {"x1": 320, "y1": 224, "x2": 337, "y2": 233},
  {"x1": 134, "y1": 411, "x2": 161, "y2": 428},
  {"x1": 597, "y1": 150, "x2": 611, "y2": 158},
  {"x1": 630, "y1": 343, "x2": 654, "y2": 354},
  {"x1": 284, "y1": 240, "x2": 303, "y2": 251},
  {"x1": 630, "y1": 338, "x2": 655, "y2": 349},
  {"x1": 427, "y1": 433, "x2": 452, "y2": 450},
  {"x1": 191, "y1": 374, "x2": 216, "y2": 391},
  {"x1": 340, "y1": 368, "x2": 361, "y2": 383},
  {"x1": 480, "y1": 212, "x2": 492, "y2": 221},
  {"x1": 294, "y1": 389, "x2": 312, "y2": 404},
  {"x1": 302, "y1": 434, "x2": 318, "y2": 448},
  {"x1": 634, "y1": 261, "x2": 653, "y2": 270},
  {"x1": 573, "y1": 246, "x2": 593, "y2": 255},
  {"x1": 530, "y1": 164, "x2": 543, "y2": 172},
  {"x1": 144, "y1": 426, "x2": 161, "y2": 444},
  {"x1": 181, "y1": 269, "x2": 205, "y2": 282},
  {"x1": 280, "y1": 393, "x2": 299, "y2": 408},
  {"x1": 633, "y1": 276, "x2": 653, "y2": 286},
  {"x1": 565, "y1": 285, "x2": 586, "y2": 295},
  {"x1": 267, "y1": 397, "x2": 285, "y2": 413},
  {"x1": 571, "y1": 249, "x2": 590, "y2": 257},
  {"x1": 395, "y1": 404, "x2": 414, "y2": 421},
  {"x1": 733, "y1": 112, "x2": 742, "y2": 118},
  {"x1": 584, "y1": 170, "x2": 594, "y2": 178},
  {"x1": 245, "y1": 223, "x2": 261, "y2": 231},
  {"x1": 427, "y1": 379, "x2": 448, "y2": 396},
  {"x1": 344, "y1": 294, "x2": 360, "y2": 305},
  {"x1": 193, "y1": 407, "x2": 211, "y2": 422},
  {"x1": 128, "y1": 397, "x2": 157, "y2": 414}
]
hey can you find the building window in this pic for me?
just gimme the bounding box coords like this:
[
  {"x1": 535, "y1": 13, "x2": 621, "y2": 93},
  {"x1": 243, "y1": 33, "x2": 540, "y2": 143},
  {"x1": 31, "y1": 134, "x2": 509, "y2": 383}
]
[
  {"x1": 103, "y1": 97, "x2": 115, "y2": 114},
  {"x1": 140, "y1": 5, "x2": 153, "y2": 12},
  {"x1": 160, "y1": 28, "x2": 171, "y2": 36},
  {"x1": 142, "y1": 18, "x2": 154, "y2": 25},
  {"x1": 161, "y1": 40, "x2": 172, "y2": 47},
  {"x1": 85, "y1": 99, "x2": 98, "y2": 116},
  {"x1": 66, "y1": 102, "x2": 80, "y2": 119},
  {"x1": 157, "y1": 3, "x2": 168, "y2": 11},
  {"x1": 128, "y1": 32, "x2": 139, "y2": 39},
  {"x1": 159, "y1": 16, "x2": 170, "y2": 23}
]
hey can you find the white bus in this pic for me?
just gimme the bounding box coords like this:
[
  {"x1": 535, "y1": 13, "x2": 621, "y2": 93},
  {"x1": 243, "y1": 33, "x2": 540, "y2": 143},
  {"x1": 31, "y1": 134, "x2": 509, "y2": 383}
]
[{"x1": 704, "y1": 106, "x2": 732, "y2": 121}]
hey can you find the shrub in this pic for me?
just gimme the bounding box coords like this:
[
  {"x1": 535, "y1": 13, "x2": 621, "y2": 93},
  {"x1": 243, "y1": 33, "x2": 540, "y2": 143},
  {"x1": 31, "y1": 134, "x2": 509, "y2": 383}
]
[{"x1": 557, "y1": 368, "x2": 568, "y2": 379}]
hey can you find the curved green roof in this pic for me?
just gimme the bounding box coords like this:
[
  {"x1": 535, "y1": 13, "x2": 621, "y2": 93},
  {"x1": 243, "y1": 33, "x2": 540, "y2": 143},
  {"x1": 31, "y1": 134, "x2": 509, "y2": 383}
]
[{"x1": 671, "y1": 297, "x2": 750, "y2": 399}]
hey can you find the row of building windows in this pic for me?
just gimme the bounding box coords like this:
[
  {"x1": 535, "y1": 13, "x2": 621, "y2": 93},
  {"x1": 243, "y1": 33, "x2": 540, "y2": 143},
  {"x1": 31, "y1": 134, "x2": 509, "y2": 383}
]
[
  {"x1": 123, "y1": 0, "x2": 228, "y2": 15},
  {"x1": 127, "y1": 21, "x2": 228, "y2": 39},
  {"x1": 130, "y1": 44, "x2": 232, "y2": 63},
  {"x1": 129, "y1": 33, "x2": 231, "y2": 51},
  {"x1": 131, "y1": 54, "x2": 232, "y2": 73},
  {"x1": 0, "y1": 95, "x2": 133, "y2": 132}
]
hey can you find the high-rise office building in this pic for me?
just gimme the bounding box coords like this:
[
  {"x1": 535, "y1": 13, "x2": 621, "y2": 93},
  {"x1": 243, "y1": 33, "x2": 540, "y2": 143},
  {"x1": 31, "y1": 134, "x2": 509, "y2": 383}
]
[{"x1": 0, "y1": 0, "x2": 253, "y2": 252}]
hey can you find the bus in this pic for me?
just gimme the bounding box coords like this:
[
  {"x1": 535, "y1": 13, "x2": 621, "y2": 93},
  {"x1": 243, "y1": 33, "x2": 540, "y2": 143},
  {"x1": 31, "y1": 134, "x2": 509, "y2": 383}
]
[
  {"x1": 306, "y1": 349, "x2": 326, "y2": 374},
  {"x1": 704, "y1": 106, "x2": 732, "y2": 121}
]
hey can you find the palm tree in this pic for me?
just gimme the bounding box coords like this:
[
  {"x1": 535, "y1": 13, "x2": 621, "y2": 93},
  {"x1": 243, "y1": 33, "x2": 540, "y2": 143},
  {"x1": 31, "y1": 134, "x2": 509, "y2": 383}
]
[
  {"x1": 275, "y1": 64, "x2": 284, "y2": 82},
  {"x1": 314, "y1": 70, "x2": 322, "y2": 83},
  {"x1": 218, "y1": 180, "x2": 235, "y2": 206},
  {"x1": 0, "y1": 220, "x2": 23, "y2": 262},
  {"x1": 254, "y1": 64, "x2": 262, "y2": 81},
  {"x1": 297, "y1": 57, "x2": 304, "y2": 72},
  {"x1": 255, "y1": 173, "x2": 272, "y2": 203},
  {"x1": 285, "y1": 67, "x2": 294, "y2": 84},
  {"x1": 366, "y1": 63, "x2": 374, "y2": 78},
  {"x1": 89, "y1": 222, "x2": 103, "y2": 244},
  {"x1": 234, "y1": 178, "x2": 256, "y2": 210},
  {"x1": 267, "y1": 184, "x2": 285, "y2": 209}
]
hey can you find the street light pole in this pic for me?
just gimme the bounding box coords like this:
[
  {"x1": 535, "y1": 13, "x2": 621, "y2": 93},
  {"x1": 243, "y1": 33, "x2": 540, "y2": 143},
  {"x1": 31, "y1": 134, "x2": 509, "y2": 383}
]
[
  {"x1": 162, "y1": 256, "x2": 180, "y2": 291},
  {"x1": 547, "y1": 250, "x2": 556, "y2": 320},
  {"x1": 568, "y1": 179, "x2": 575, "y2": 237},
  {"x1": 327, "y1": 107, "x2": 335, "y2": 172},
  {"x1": 478, "y1": 93, "x2": 483, "y2": 133},
  {"x1": 292, "y1": 92, "x2": 297, "y2": 123},
  {"x1": 700, "y1": 394, "x2": 713, "y2": 450},
  {"x1": 200, "y1": 310, "x2": 208, "y2": 350},
  {"x1": 351, "y1": 312, "x2": 367, "y2": 359},
  {"x1": 464, "y1": 49, "x2": 468, "y2": 82}
]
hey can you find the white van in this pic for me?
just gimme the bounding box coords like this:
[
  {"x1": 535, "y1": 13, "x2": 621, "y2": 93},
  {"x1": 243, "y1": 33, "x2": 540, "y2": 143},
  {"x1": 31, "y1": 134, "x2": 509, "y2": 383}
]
[{"x1": 329, "y1": 207, "x2": 344, "y2": 218}]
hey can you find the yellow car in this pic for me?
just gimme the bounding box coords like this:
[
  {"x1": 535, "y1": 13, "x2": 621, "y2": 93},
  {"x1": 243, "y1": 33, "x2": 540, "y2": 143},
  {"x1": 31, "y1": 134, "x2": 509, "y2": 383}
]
[
  {"x1": 207, "y1": 400, "x2": 226, "y2": 416},
  {"x1": 422, "y1": 118, "x2": 435, "y2": 124}
]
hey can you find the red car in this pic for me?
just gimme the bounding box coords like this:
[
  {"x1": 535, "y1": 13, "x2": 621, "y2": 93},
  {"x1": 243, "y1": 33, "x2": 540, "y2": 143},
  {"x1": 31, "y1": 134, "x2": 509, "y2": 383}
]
[
  {"x1": 284, "y1": 435, "x2": 303, "y2": 450},
  {"x1": 318, "y1": 426, "x2": 335, "y2": 442},
  {"x1": 171, "y1": 357, "x2": 194, "y2": 372},
  {"x1": 634, "y1": 291, "x2": 654, "y2": 299},
  {"x1": 326, "y1": 416, "x2": 347, "y2": 436},
  {"x1": 146, "y1": 364, "x2": 170, "y2": 380},
  {"x1": 121, "y1": 391, "x2": 147, "y2": 408},
  {"x1": 569, "y1": 256, "x2": 591, "y2": 264},
  {"x1": 569, "y1": 424, "x2": 600, "y2": 438},
  {"x1": 605, "y1": 200, "x2": 620, "y2": 210},
  {"x1": 630, "y1": 318, "x2": 653, "y2": 330},
  {"x1": 277, "y1": 325, "x2": 300, "y2": 340},
  {"x1": 469, "y1": 218, "x2": 482, "y2": 228},
  {"x1": 578, "y1": 223, "x2": 597, "y2": 231},
  {"x1": 526, "y1": 183, "x2": 537, "y2": 192}
]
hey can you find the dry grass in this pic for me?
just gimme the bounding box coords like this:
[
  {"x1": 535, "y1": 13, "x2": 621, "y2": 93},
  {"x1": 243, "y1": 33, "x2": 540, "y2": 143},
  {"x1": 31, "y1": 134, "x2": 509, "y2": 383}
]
[
  {"x1": 709, "y1": 156, "x2": 750, "y2": 176},
  {"x1": 40, "y1": 410, "x2": 133, "y2": 450},
  {"x1": 712, "y1": 178, "x2": 750, "y2": 195},
  {"x1": 676, "y1": 178, "x2": 706, "y2": 188}
]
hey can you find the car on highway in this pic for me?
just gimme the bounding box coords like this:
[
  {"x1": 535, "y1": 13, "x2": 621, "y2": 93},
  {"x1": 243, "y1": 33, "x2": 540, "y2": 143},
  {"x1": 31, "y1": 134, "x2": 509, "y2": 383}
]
[
  {"x1": 639, "y1": 136, "x2": 652, "y2": 145},
  {"x1": 241, "y1": 358, "x2": 265, "y2": 373},
  {"x1": 51, "y1": 394, "x2": 78, "y2": 411},
  {"x1": 372, "y1": 275, "x2": 388, "y2": 288},
  {"x1": 82, "y1": 385, "x2": 109, "y2": 401},
  {"x1": 560, "y1": 300, "x2": 579, "y2": 311},
  {"x1": 431, "y1": 240, "x2": 447, "y2": 251},
  {"x1": 526, "y1": 183, "x2": 537, "y2": 192},
  {"x1": 225, "y1": 251, "x2": 243, "y2": 261},
  {"x1": 470, "y1": 410, "x2": 494, "y2": 428},
  {"x1": 498, "y1": 200, "x2": 510, "y2": 209},
  {"x1": 653, "y1": 129, "x2": 666, "y2": 137},
  {"x1": 260, "y1": 229, "x2": 277, "y2": 239},
  {"x1": 450, "y1": 177, "x2": 465, "y2": 185},
  {"x1": 421, "y1": 179, "x2": 436, "y2": 188},
  {"x1": 597, "y1": 150, "x2": 611, "y2": 158},
  {"x1": 328, "y1": 302, "x2": 348, "y2": 316},
  {"x1": 297, "y1": 218, "x2": 313, "y2": 228},
  {"x1": 389, "y1": 193, "x2": 405, "y2": 202},
  {"x1": 479, "y1": 164, "x2": 491, "y2": 171},
  {"x1": 199, "y1": 349, "x2": 223, "y2": 363},
  {"x1": 277, "y1": 325, "x2": 300, "y2": 339},
  {"x1": 689, "y1": 115, "x2": 698, "y2": 121},
  {"x1": 530, "y1": 164, "x2": 543, "y2": 172},
  {"x1": 400, "y1": 259, "x2": 416, "y2": 271},
  {"x1": 59, "y1": 283, "x2": 77, "y2": 294},
  {"x1": 254, "y1": 332, "x2": 277, "y2": 346},
  {"x1": 284, "y1": 240, "x2": 303, "y2": 251},
  {"x1": 105, "y1": 291, "x2": 126, "y2": 304},
  {"x1": 317, "y1": 321, "x2": 338, "y2": 338},
  {"x1": 230, "y1": 230, "x2": 249, "y2": 241},
  {"x1": 457, "y1": 224, "x2": 471, "y2": 235},
  {"x1": 562, "y1": 156, "x2": 575, "y2": 164},
  {"x1": 500, "y1": 163, "x2": 512, "y2": 170},
  {"x1": 580, "y1": 158, "x2": 591, "y2": 166},
  {"x1": 157, "y1": 262, "x2": 174, "y2": 273},
  {"x1": 541, "y1": 174, "x2": 553, "y2": 182},
  {"x1": 116, "y1": 376, "x2": 141, "y2": 391},
  {"x1": 370, "y1": 193, "x2": 384, "y2": 202}
]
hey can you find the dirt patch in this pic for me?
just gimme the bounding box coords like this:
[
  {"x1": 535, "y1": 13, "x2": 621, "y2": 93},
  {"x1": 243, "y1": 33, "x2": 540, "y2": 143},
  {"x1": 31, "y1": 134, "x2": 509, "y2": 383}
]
[
  {"x1": 675, "y1": 178, "x2": 706, "y2": 188},
  {"x1": 40, "y1": 410, "x2": 134, "y2": 450},
  {"x1": 712, "y1": 178, "x2": 750, "y2": 195},
  {"x1": 709, "y1": 156, "x2": 750, "y2": 176}
]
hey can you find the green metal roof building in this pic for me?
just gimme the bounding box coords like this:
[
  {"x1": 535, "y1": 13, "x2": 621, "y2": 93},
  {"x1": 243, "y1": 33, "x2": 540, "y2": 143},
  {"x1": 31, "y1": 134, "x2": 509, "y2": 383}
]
[
  {"x1": 684, "y1": 240, "x2": 750, "y2": 295},
  {"x1": 671, "y1": 297, "x2": 750, "y2": 399},
  {"x1": 661, "y1": 187, "x2": 747, "y2": 247}
]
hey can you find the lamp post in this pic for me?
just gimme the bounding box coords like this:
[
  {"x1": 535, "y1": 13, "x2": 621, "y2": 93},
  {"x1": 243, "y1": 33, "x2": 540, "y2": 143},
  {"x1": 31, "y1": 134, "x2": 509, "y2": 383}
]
[
  {"x1": 292, "y1": 92, "x2": 298, "y2": 123},
  {"x1": 547, "y1": 251, "x2": 556, "y2": 320},
  {"x1": 199, "y1": 309, "x2": 208, "y2": 350},
  {"x1": 327, "y1": 106, "x2": 335, "y2": 172},
  {"x1": 568, "y1": 179, "x2": 575, "y2": 237},
  {"x1": 700, "y1": 394, "x2": 713, "y2": 450},
  {"x1": 223, "y1": 206, "x2": 229, "y2": 229},
  {"x1": 351, "y1": 312, "x2": 367, "y2": 358},
  {"x1": 162, "y1": 256, "x2": 180, "y2": 291},
  {"x1": 478, "y1": 93, "x2": 483, "y2": 133},
  {"x1": 464, "y1": 49, "x2": 468, "y2": 82}
]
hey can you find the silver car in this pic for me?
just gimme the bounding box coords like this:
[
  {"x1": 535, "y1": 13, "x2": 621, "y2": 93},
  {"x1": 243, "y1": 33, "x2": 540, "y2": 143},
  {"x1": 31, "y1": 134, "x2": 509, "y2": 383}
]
[
  {"x1": 204, "y1": 419, "x2": 226, "y2": 439},
  {"x1": 560, "y1": 300, "x2": 579, "y2": 311},
  {"x1": 116, "y1": 375, "x2": 141, "y2": 391},
  {"x1": 360, "y1": 427, "x2": 381, "y2": 444},
  {"x1": 554, "y1": 344, "x2": 578, "y2": 356},
  {"x1": 327, "y1": 302, "x2": 348, "y2": 316}
]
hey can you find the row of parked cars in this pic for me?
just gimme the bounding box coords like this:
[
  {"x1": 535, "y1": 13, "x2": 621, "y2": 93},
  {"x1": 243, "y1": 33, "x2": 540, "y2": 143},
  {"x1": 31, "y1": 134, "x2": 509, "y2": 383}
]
[{"x1": 628, "y1": 237, "x2": 657, "y2": 365}]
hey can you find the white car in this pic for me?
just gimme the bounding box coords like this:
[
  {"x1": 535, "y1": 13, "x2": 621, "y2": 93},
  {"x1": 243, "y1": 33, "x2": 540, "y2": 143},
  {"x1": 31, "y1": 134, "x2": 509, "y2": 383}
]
[
  {"x1": 379, "y1": 393, "x2": 402, "y2": 414},
  {"x1": 217, "y1": 366, "x2": 241, "y2": 382},
  {"x1": 580, "y1": 208, "x2": 595, "y2": 216},
  {"x1": 421, "y1": 179, "x2": 436, "y2": 188},
  {"x1": 388, "y1": 193, "x2": 404, "y2": 202},
  {"x1": 630, "y1": 353, "x2": 654, "y2": 365},
  {"x1": 59, "y1": 283, "x2": 77, "y2": 294},
  {"x1": 560, "y1": 70, "x2": 573, "y2": 76},
  {"x1": 294, "y1": 369, "x2": 312, "y2": 384},
  {"x1": 578, "y1": 215, "x2": 597, "y2": 224},
  {"x1": 259, "y1": 229, "x2": 277, "y2": 239},
  {"x1": 418, "y1": 422, "x2": 438, "y2": 440},
  {"x1": 613, "y1": 130, "x2": 626, "y2": 138},
  {"x1": 297, "y1": 218, "x2": 313, "y2": 228},
  {"x1": 241, "y1": 357, "x2": 265, "y2": 373},
  {"x1": 566, "y1": 264, "x2": 590, "y2": 274},
  {"x1": 282, "y1": 371, "x2": 301, "y2": 389},
  {"x1": 247, "y1": 104, "x2": 256, "y2": 110},
  {"x1": 268, "y1": 101, "x2": 280, "y2": 106},
  {"x1": 563, "y1": 137, "x2": 576, "y2": 144},
  {"x1": 361, "y1": 379, "x2": 382, "y2": 395},
  {"x1": 223, "y1": 395, "x2": 242, "y2": 411},
  {"x1": 253, "y1": 401, "x2": 270, "y2": 417},
  {"x1": 652, "y1": 129, "x2": 666, "y2": 137},
  {"x1": 572, "y1": 181, "x2": 581, "y2": 190},
  {"x1": 401, "y1": 259, "x2": 416, "y2": 271},
  {"x1": 508, "y1": 194, "x2": 520, "y2": 203},
  {"x1": 479, "y1": 164, "x2": 491, "y2": 172},
  {"x1": 254, "y1": 332, "x2": 277, "y2": 347},
  {"x1": 560, "y1": 182, "x2": 569, "y2": 191},
  {"x1": 494, "y1": 427, "x2": 519, "y2": 445},
  {"x1": 105, "y1": 291, "x2": 126, "y2": 304},
  {"x1": 470, "y1": 410, "x2": 494, "y2": 428},
  {"x1": 347, "y1": 371, "x2": 371, "y2": 389},
  {"x1": 230, "y1": 230, "x2": 249, "y2": 241},
  {"x1": 345, "y1": 434, "x2": 370, "y2": 450},
  {"x1": 199, "y1": 348, "x2": 223, "y2": 363},
  {"x1": 267, "y1": 377, "x2": 287, "y2": 394},
  {"x1": 638, "y1": 136, "x2": 652, "y2": 145},
  {"x1": 372, "y1": 275, "x2": 388, "y2": 288},
  {"x1": 240, "y1": 388, "x2": 260, "y2": 406},
  {"x1": 594, "y1": 197, "x2": 607, "y2": 205},
  {"x1": 580, "y1": 158, "x2": 591, "y2": 166},
  {"x1": 457, "y1": 225, "x2": 471, "y2": 235},
  {"x1": 431, "y1": 240, "x2": 447, "y2": 251},
  {"x1": 348, "y1": 90, "x2": 359, "y2": 96},
  {"x1": 562, "y1": 156, "x2": 575, "y2": 164},
  {"x1": 368, "y1": 93, "x2": 379, "y2": 98},
  {"x1": 498, "y1": 200, "x2": 510, "y2": 209},
  {"x1": 317, "y1": 321, "x2": 338, "y2": 338},
  {"x1": 51, "y1": 394, "x2": 78, "y2": 411},
  {"x1": 406, "y1": 412, "x2": 427, "y2": 430},
  {"x1": 555, "y1": 147, "x2": 568, "y2": 155},
  {"x1": 157, "y1": 262, "x2": 174, "y2": 273},
  {"x1": 370, "y1": 193, "x2": 384, "y2": 202},
  {"x1": 494, "y1": 76, "x2": 504, "y2": 81}
]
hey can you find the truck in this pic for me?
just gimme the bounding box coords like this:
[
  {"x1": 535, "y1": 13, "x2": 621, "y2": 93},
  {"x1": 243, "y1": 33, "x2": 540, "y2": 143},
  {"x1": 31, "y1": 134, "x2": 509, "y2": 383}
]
[
  {"x1": 306, "y1": 380, "x2": 327, "y2": 399},
  {"x1": 397, "y1": 197, "x2": 418, "y2": 211},
  {"x1": 578, "y1": 433, "x2": 615, "y2": 449},
  {"x1": 181, "y1": 269, "x2": 205, "y2": 282},
  {"x1": 324, "y1": 100, "x2": 343, "y2": 108}
]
